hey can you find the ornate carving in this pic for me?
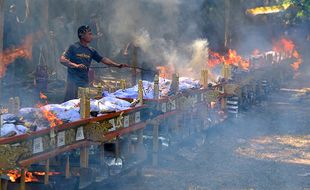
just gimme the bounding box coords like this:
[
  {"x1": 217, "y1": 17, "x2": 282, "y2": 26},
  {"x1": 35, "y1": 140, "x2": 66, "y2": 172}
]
[
  {"x1": 0, "y1": 144, "x2": 30, "y2": 170},
  {"x1": 65, "y1": 129, "x2": 76, "y2": 145},
  {"x1": 224, "y1": 84, "x2": 240, "y2": 95},
  {"x1": 84, "y1": 121, "x2": 112, "y2": 142},
  {"x1": 205, "y1": 90, "x2": 220, "y2": 103}
]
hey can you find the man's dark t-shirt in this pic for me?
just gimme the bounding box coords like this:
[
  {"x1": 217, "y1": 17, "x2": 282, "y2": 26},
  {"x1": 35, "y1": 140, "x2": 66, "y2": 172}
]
[{"x1": 63, "y1": 42, "x2": 103, "y2": 85}]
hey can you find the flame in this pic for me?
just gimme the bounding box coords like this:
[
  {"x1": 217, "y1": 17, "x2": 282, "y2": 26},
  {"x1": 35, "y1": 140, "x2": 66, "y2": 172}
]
[
  {"x1": 37, "y1": 92, "x2": 63, "y2": 128},
  {"x1": 273, "y1": 37, "x2": 302, "y2": 71},
  {"x1": 7, "y1": 170, "x2": 39, "y2": 183},
  {"x1": 0, "y1": 35, "x2": 33, "y2": 78},
  {"x1": 246, "y1": 2, "x2": 292, "y2": 15},
  {"x1": 209, "y1": 51, "x2": 225, "y2": 68},
  {"x1": 209, "y1": 49, "x2": 250, "y2": 70},
  {"x1": 40, "y1": 92, "x2": 48, "y2": 99},
  {"x1": 156, "y1": 66, "x2": 174, "y2": 79}
]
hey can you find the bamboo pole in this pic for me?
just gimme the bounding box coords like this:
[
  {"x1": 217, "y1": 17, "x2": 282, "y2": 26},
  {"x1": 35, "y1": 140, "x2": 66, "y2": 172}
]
[
  {"x1": 99, "y1": 144, "x2": 105, "y2": 166},
  {"x1": 138, "y1": 80, "x2": 143, "y2": 106},
  {"x1": 80, "y1": 146, "x2": 89, "y2": 168},
  {"x1": 115, "y1": 137, "x2": 120, "y2": 159},
  {"x1": 44, "y1": 159, "x2": 49, "y2": 185},
  {"x1": 153, "y1": 75, "x2": 159, "y2": 99},
  {"x1": 65, "y1": 156, "x2": 70, "y2": 178},
  {"x1": 120, "y1": 79, "x2": 126, "y2": 90},
  {"x1": 152, "y1": 121, "x2": 159, "y2": 166},
  {"x1": 200, "y1": 69, "x2": 208, "y2": 88},
  {"x1": 20, "y1": 169, "x2": 26, "y2": 190},
  {"x1": 131, "y1": 46, "x2": 138, "y2": 85},
  {"x1": 79, "y1": 88, "x2": 90, "y2": 119}
]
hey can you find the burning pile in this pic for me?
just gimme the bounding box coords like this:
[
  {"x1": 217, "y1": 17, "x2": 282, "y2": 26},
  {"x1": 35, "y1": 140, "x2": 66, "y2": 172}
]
[
  {"x1": 272, "y1": 37, "x2": 302, "y2": 71},
  {"x1": 7, "y1": 169, "x2": 62, "y2": 183},
  {"x1": 209, "y1": 49, "x2": 250, "y2": 71},
  {"x1": 0, "y1": 93, "x2": 133, "y2": 137}
]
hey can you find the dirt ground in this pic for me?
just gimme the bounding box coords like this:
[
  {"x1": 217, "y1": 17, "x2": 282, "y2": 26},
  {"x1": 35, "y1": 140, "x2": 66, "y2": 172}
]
[{"x1": 89, "y1": 81, "x2": 310, "y2": 190}]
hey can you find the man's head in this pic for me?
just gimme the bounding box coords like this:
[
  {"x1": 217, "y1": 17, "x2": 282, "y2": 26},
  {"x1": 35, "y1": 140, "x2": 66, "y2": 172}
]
[{"x1": 77, "y1": 25, "x2": 93, "y2": 43}]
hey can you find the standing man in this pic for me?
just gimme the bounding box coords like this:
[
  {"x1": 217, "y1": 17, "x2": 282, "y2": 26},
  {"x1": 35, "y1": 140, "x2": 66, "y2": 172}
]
[{"x1": 60, "y1": 25, "x2": 128, "y2": 101}]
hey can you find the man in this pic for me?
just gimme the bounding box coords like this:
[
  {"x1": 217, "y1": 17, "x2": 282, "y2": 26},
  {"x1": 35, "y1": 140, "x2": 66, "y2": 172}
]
[{"x1": 60, "y1": 25, "x2": 128, "y2": 101}]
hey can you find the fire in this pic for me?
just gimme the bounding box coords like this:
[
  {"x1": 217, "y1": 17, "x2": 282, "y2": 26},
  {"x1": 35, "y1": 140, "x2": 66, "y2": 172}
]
[
  {"x1": 209, "y1": 49, "x2": 250, "y2": 70},
  {"x1": 40, "y1": 92, "x2": 48, "y2": 99},
  {"x1": 209, "y1": 51, "x2": 225, "y2": 68},
  {"x1": 0, "y1": 35, "x2": 33, "y2": 78},
  {"x1": 273, "y1": 37, "x2": 302, "y2": 71},
  {"x1": 6, "y1": 170, "x2": 62, "y2": 183},
  {"x1": 156, "y1": 66, "x2": 174, "y2": 79},
  {"x1": 7, "y1": 170, "x2": 39, "y2": 183},
  {"x1": 37, "y1": 92, "x2": 63, "y2": 128}
]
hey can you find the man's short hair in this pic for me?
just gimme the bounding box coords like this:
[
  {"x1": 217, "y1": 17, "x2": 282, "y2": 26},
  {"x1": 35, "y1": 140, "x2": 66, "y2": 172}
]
[{"x1": 78, "y1": 25, "x2": 91, "y2": 39}]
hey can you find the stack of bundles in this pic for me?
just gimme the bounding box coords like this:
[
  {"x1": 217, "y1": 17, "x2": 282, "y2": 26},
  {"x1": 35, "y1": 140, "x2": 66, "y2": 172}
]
[
  {"x1": 106, "y1": 77, "x2": 201, "y2": 99},
  {"x1": 0, "y1": 97, "x2": 132, "y2": 137}
]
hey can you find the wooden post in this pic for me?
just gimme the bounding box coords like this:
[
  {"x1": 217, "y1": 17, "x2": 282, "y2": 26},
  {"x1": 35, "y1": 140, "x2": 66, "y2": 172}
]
[
  {"x1": 224, "y1": 0, "x2": 230, "y2": 48},
  {"x1": 138, "y1": 129, "x2": 143, "y2": 144},
  {"x1": 222, "y1": 64, "x2": 231, "y2": 80},
  {"x1": 200, "y1": 70, "x2": 208, "y2": 88},
  {"x1": 3, "y1": 179, "x2": 7, "y2": 190},
  {"x1": 138, "y1": 80, "x2": 143, "y2": 106},
  {"x1": 0, "y1": 0, "x2": 4, "y2": 104},
  {"x1": 80, "y1": 146, "x2": 89, "y2": 168},
  {"x1": 20, "y1": 169, "x2": 26, "y2": 190},
  {"x1": 44, "y1": 159, "x2": 49, "y2": 185},
  {"x1": 171, "y1": 73, "x2": 179, "y2": 94},
  {"x1": 153, "y1": 75, "x2": 159, "y2": 99},
  {"x1": 99, "y1": 144, "x2": 105, "y2": 166},
  {"x1": 120, "y1": 79, "x2": 126, "y2": 90},
  {"x1": 131, "y1": 46, "x2": 138, "y2": 85},
  {"x1": 79, "y1": 88, "x2": 90, "y2": 119},
  {"x1": 0, "y1": 177, "x2": 2, "y2": 190},
  {"x1": 96, "y1": 82, "x2": 103, "y2": 98},
  {"x1": 152, "y1": 121, "x2": 159, "y2": 166},
  {"x1": 65, "y1": 156, "x2": 70, "y2": 179},
  {"x1": 115, "y1": 137, "x2": 120, "y2": 160}
]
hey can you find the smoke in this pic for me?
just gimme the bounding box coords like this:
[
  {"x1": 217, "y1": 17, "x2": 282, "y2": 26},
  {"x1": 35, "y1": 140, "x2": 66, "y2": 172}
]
[{"x1": 107, "y1": 0, "x2": 207, "y2": 77}]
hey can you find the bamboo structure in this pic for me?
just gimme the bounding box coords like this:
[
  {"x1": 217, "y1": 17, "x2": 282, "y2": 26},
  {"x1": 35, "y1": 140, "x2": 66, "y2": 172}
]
[
  {"x1": 171, "y1": 73, "x2": 179, "y2": 94},
  {"x1": 20, "y1": 168, "x2": 26, "y2": 190},
  {"x1": 96, "y1": 82, "x2": 103, "y2": 98},
  {"x1": 44, "y1": 159, "x2": 50, "y2": 185},
  {"x1": 138, "y1": 80, "x2": 143, "y2": 106},
  {"x1": 153, "y1": 75, "x2": 159, "y2": 99},
  {"x1": 65, "y1": 156, "x2": 70, "y2": 179},
  {"x1": 120, "y1": 79, "x2": 126, "y2": 90},
  {"x1": 152, "y1": 121, "x2": 159, "y2": 166},
  {"x1": 200, "y1": 69, "x2": 208, "y2": 88},
  {"x1": 131, "y1": 46, "x2": 138, "y2": 85},
  {"x1": 79, "y1": 88, "x2": 90, "y2": 119}
]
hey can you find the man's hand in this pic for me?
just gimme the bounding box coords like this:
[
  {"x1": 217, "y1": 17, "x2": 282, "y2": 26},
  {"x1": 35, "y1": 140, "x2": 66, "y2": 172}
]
[
  {"x1": 118, "y1": 63, "x2": 129, "y2": 68},
  {"x1": 75, "y1": 64, "x2": 87, "y2": 70}
]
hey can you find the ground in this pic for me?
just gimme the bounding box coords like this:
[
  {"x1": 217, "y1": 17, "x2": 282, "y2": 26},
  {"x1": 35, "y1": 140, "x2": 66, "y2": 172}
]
[{"x1": 88, "y1": 79, "x2": 310, "y2": 190}]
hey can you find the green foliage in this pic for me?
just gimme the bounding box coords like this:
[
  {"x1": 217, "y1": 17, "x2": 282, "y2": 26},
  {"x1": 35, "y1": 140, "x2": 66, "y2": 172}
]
[{"x1": 281, "y1": 0, "x2": 310, "y2": 21}]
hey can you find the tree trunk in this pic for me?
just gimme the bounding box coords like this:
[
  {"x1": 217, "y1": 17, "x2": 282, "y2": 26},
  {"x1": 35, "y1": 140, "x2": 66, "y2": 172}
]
[{"x1": 0, "y1": 0, "x2": 4, "y2": 104}]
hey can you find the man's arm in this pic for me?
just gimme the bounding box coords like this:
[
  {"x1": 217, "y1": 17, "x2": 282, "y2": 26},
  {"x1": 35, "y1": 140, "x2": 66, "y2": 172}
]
[
  {"x1": 101, "y1": 57, "x2": 128, "y2": 68},
  {"x1": 60, "y1": 55, "x2": 87, "y2": 69}
]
